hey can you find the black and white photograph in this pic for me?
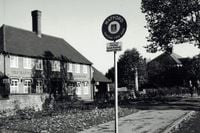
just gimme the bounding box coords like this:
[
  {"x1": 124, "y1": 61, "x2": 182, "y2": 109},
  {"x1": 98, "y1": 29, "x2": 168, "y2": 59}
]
[{"x1": 0, "y1": 0, "x2": 200, "y2": 133}]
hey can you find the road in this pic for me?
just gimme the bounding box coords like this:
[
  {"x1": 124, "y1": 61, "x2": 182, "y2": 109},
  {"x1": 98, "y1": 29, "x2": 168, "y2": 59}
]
[{"x1": 80, "y1": 96, "x2": 200, "y2": 133}]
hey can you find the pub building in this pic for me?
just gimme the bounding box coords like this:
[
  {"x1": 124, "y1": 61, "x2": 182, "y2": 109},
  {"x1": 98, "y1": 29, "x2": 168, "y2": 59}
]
[{"x1": 0, "y1": 10, "x2": 99, "y2": 110}]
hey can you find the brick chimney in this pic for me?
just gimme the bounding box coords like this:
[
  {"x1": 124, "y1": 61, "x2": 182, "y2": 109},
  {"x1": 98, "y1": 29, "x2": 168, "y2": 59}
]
[{"x1": 31, "y1": 10, "x2": 42, "y2": 37}]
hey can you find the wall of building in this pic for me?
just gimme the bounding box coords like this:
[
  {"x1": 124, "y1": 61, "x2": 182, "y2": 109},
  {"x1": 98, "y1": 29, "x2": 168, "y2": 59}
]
[
  {"x1": 0, "y1": 54, "x2": 5, "y2": 75},
  {"x1": 0, "y1": 54, "x2": 94, "y2": 101},
  {"x1": 69, "y1": 63, "x2": 93, "y2": 101},
  {"x1": 0, "y1": 94, "x2": 48, "y2": 112},
  {"x1": 5, "y1": 55, "x2": 41, "y2": 78}
]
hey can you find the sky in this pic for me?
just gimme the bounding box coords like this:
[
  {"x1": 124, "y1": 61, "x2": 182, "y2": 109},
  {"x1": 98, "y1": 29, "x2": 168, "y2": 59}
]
[{"x1": 0, "y1": 0, "x2": 199, "y2": 74}]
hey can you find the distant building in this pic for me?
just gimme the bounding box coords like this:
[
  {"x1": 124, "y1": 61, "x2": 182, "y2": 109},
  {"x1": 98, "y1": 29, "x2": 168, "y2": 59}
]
[
  {"x1": 147, "y1": 48, "x2": 190, "y2": 87},
  {"x1": 148, "y1": 50, "x2": 183, "y2": 68},
  {"x1": 92, "y1": 67, "x2": 111, "y2": 100},
  {"x1": 0, "y1": 10, "x2": 108, "y2": 110}
]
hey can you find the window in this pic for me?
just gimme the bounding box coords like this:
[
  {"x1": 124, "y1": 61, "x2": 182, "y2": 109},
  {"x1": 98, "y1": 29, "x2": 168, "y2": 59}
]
[
  {"x1": 75, "y1": 64, "x2": 80, "y2": 73},
  {"x1": 36, "y1": 80, "x2": 43, "y2": 93},
  {"x1": 24, "y1": 79, "x2": 32, "y2": 93},
  {"x1": 23, "y1": 57, "x2": 32, "y2": 69},
  {"x1": 76, "y1": 82, "x2": 81, "y2": 95},
  {"x1": 10, "y1": 79, "x2": 19, "y2": 93},
  {"x1": 51, "y1": 61, "x2": 60, "y2": 71},
  {"x1": 83, "y1": 81, "x2": 89, "y2": 95},
  {"x1": 10, "y1": 56, "x2": 18, "y2": 68},
  {"x1": 82, "y1": 65, "x2": 88, "y2": 74},
  {"x1": 36, "y1": 59, "x2": 43, "y2": 70},
  {"x1": 67, "y1": 63, "x2": 73, "y2": 72}
]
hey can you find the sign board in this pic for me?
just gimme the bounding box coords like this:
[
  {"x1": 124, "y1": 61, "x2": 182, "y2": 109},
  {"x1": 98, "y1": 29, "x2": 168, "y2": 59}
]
[
  {"x1": 107, "y1": 42, "x2": 122, "y2": 52},
  {"x1": 3, "y1": 78, "x2": 10, "y2": 84},
  {"x1": 102, "y1": 14, "x2": 127, "y2": 41}
]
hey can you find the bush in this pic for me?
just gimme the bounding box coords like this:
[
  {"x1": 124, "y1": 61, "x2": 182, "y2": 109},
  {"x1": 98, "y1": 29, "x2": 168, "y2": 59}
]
[{"x1": 15, "y1": 107, "x2": 36, "y2": 120}]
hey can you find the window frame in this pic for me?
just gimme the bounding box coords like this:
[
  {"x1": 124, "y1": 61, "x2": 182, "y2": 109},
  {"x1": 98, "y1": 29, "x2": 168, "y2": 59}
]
[
  {"x1": 76, "y1": 82, "x2": 82, "y2": 95},
  {"x1": 36, "y1": 79, "x2": 43, "y2": 93},
  {"x1": 10, "y1": 56, "x2": 18, "y2": 68},
  {"x1": 83, "y1": 81, "x2": 89, "y2": 95},
  {"x1": 24, "y1": 79, "x2": 32, "y2": 93},
  {"x1": 10, "y1": 79, "x2": 19, "y2": 93},
  {"x1": 35, "y1": 59, "x2": 43, "y2": 70},
  {"x1": 23, "y1": 57, "x2": 32, "y2": 69},
  {"x1": 75, "y1": 64, "x2": 80, "y2": 73},
  {"x1": 82, "y1": 65, "x2": 88, "y2": 74},
  {"x1": 67, "y1": 63, "x2": 73, "y2": 72},
  {"x1": 51, "y1": 60, "x2": 60, "y2": 72}
]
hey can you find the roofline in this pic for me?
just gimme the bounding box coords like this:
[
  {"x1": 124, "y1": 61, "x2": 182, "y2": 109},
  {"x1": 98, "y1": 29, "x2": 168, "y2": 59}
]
[
  {"x1": 148, "y1": 52, "x2": 182, "y2": 64},
  {"x1": 1, "y1": 24, "x2": 93, "y2": 65},
  {"x1": 2, "y1": 24, "x2": 65, "y2": 40},
  {"x1": 92, "y1": 67, "x2": 112, "y2": 83}
]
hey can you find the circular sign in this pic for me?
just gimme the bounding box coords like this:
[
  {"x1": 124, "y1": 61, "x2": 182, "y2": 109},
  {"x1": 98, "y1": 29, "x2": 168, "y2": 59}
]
[{"x1": 102, "y1": 14, "x2": 127, "y2": 41}]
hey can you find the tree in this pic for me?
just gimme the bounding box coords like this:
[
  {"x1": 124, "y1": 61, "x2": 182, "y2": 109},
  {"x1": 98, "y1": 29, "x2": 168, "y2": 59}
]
[
  {"x1": 105, "y1": 67, "x2": 114, "y2": 82},
  {"x1": 147, "y1": 61, "x2": 166, "y2": 86},
  {"x1": 188, "y1": 54, "x2": 200, "y2": 80},
  {"x1": 141, "y1": 0, "x2": 200, "y2": 52},
  {"x1": 105, "y1": 48, "x2": 148, "y2": 90}
]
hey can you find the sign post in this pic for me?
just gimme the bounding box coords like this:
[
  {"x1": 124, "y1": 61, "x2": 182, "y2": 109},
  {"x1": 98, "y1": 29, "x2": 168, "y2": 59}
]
[
  {"x1": 114, "y1": 49, "x2": 118, "y2": 133},
  {"x1": 102, "y1": 14, "x2": 127, "y2": 133}
]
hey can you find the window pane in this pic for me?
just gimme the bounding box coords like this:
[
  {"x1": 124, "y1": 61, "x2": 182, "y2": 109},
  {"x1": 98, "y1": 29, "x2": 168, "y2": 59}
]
[
  {"x1": 36, "y1": 59, "x2": 43, "y2": 70},
  {"x1": 67, "y1": 63, "x2": 73, "y2": 72},
  {"x1": 76, "y1": 82, "x2": 81, "y2": 95},
  {"x1": 83, "y1": 65, "x2": 88, "y2": 73},
  {"x1": 36, "y1": 80, "x2": 43, "y2": 93},
  {"x1": 52, "y1": 61, "x2": 60, "y2": 71},
  {"x1": 83, "y1": 82, "x2": 89, "y2": 95},
  {"x1": 23, "y1": 58, "x2": 32, "y2": 69},
  {"x1": 10, "y1": 79, "x2": 19, "y2": 93},
  {"x1": 10, "y1": 56, "x2": 18, "y2": 68},
  {"x1": 75, "y1": 64, "x2": 80, "y2": 73}
]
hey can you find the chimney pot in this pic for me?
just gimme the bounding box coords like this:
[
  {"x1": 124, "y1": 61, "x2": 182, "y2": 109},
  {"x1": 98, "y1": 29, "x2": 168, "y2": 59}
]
[{"x1": 31, "y1": 10, "x2": 42, "y2": 37}]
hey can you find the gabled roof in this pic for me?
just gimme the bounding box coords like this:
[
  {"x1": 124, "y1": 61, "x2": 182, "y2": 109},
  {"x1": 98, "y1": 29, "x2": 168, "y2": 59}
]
[
  {"x1": 148, "y1": 52, "x2": 182, "y2": 66},
  {"x1": 93, "y1": 67, "x2": 111, "y2": 83},
  {"x1": 0, "y1": 25, "x2": 92, "y2": 65}
]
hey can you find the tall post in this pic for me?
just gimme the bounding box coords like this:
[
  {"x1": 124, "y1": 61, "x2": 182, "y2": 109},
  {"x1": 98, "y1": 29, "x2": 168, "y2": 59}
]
[
  {"x1": 102, "y1": 14, "x2": 127, "y2": 133},
  {"x1": 114, "y1": 51, "x2": 118, "y2": 133},
  {"x1": 135, "y1": 67, "x2": 139, "y2": 91}
]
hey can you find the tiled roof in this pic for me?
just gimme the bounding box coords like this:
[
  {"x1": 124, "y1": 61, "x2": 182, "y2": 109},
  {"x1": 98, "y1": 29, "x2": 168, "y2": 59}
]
[
  {"x1": 149, "y1": 52, "x2": 182, "y2": 66},
  {"x1": 0, "y1": 25, "x2": 92, "y2": 65},
  {"x1": 93, "y1": 67, "x2": 111, "y2": 83}
]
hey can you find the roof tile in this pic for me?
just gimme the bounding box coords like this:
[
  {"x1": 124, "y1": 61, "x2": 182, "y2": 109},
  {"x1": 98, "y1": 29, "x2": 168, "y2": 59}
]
[{"x1": 1, "y1": 25, "x2": 92, "y2": 65}]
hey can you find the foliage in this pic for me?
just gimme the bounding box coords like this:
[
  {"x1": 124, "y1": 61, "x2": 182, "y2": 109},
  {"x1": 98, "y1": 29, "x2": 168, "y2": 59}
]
[
  {"x1": 141, "y1": 0, "x2": 200, "y2": 52},
  {"x1": 189, "y1": 54, "x2": 200, "y2": 80},
  {"x1": 147, "y1": 60, "x2": 166, "y2": 86},
  {"x1": 0, "y1": 104, "x2": 137, "y2": 133},
  {"x1": 147, "y1": 59, "x2": 187, "y2": 87},
  {"x1": 106, "y1": 48, "x2": 148, "y2": 90},
  {"x1": 105, "y1": 67, "x2": 114, "y2": 82},
  {"x1": 118, "y1": 48, "x2": 147, "y2": 89}
]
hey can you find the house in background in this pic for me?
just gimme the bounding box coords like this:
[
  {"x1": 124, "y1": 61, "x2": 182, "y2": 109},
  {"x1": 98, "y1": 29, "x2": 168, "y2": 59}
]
[
  {"x1": 92, "y1": 67, "x2": 111, "y2": 101},
  {"x1": 0, "y1": 10, "x2": 96, "y2": 111},
  {"x1": 147, "y1": 48, "x2": 190, "y2": 87},
  {"x1": 147, "y1": 47, "x2": 184, "y2": 67}
]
